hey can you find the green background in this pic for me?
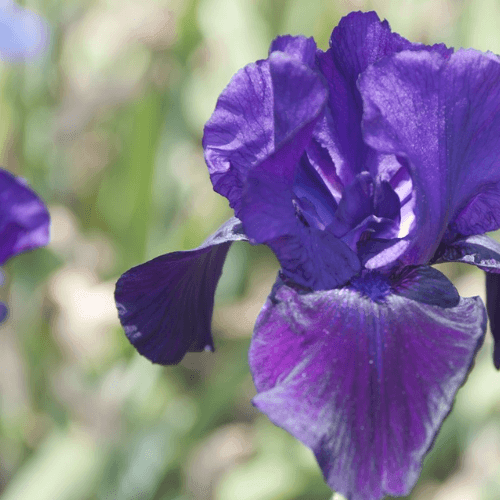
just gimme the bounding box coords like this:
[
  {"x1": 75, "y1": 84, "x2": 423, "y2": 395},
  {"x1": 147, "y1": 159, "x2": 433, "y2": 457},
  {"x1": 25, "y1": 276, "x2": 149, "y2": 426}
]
[{"x1": 1, "y1": 0, "x2": 500, "y2": 499}]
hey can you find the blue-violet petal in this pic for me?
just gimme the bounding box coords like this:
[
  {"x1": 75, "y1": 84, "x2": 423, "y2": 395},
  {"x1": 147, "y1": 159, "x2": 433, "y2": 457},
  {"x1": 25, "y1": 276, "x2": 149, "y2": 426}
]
[
  {"x1": 0, "y1": 168, "x2": 50, "y2": 265},
  {"x1": 203, "y1": 42, "x2": 325, "y2": 216},
  {"x1": 360, "y1": 49, "x2": 500, "y2": 264}
]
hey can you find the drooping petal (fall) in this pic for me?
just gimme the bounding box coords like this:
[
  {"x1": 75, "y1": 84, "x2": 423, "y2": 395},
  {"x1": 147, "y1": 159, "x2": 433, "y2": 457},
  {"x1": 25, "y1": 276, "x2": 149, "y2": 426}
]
[
  {"x1": 115, "y1": 218, "x2": 247, "y2": 365},
  {"x1": 249, "y1": 268, "x2": 486, "y2": 500}
]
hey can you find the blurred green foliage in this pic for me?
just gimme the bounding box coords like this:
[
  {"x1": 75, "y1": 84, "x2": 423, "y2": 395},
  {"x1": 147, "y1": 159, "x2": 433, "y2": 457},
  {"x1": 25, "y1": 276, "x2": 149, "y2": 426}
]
[{"x1": 1, "y1": 1, "x2": 500, "y2": 499}]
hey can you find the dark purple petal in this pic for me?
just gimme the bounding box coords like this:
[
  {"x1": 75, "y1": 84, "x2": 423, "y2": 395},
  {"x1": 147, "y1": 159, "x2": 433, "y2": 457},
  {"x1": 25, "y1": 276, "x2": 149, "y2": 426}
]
[
  {"x1": 327, "y1": 173, "x2": 401, "y2": 252},
  {"x1": 0, "y1": 169, "x2": 50, "y2": 265},
  {"x1": 374, "y1": 179, "x2": 400, "y2": 221},
  {"x1": 0, "y1": 2, "x2": 49, "y2": 61},
  {"x1": 327, "y1": 12, "x2": 451, "y2": 84},
  {"x1": 203, "y1": 42, "x2": 325, "y2": 215},
  {"x1": 240, "y1": 112, "x2": 324, "y2": 244},
  {"x1": 269, "y1": 228, "x2": 361, "y2": 291},
  {"x1": 293, "y1": 155, "x2": 338, "y2": 229},
  {"x1": 269, "y1": 35, "x2": 316, "y2": 67},
  {"x1": 360, "y1": 49, "x2": 500, "y2": 264},
  {"x1": 314, "y1": 11, "x2": 452, "y2": 185},
  {"x1": 233, "y1": 57, "x2": 360, "y2": 290},
  {"x1": 239, "y1": 113, "x2": 360, "y2": 290},
  {"x1": 114, "y1": 218, "x2": 247, "y2": 365},
  {"x1": 450, "y1": 182, "x2": 500, "y2": 236},
  {"x1": 241, "y1": 158, "x2": 360, "y2": 290},
  {"x1": 486, "y1": 272, "x2": 500, "y2": 369},
  {"x1": 433, "y1": 234, "x2": 500, "y2": 272},
  {"x1": 340, "y1": 215, "x2": 399, "y2": 252},
  {"x1": 391, "y1": 265, "x2": 459, "y2": 307},
  {"x1": 249, "y1": 270, "x2": 486, "y2": 500},
  {"x1": 269, "y1": 51, "x2": 326, "y2": 147},
  {"x1": 329, "y1": 172, "x2": 373, "y2": 238}
]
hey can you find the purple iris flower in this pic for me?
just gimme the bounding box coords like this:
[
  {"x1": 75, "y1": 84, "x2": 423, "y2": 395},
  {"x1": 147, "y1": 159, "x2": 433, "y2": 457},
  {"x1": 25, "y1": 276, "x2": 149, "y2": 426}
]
[
  {"x1": 114, "y1": 11, "x2": 500, "y2": 500},
  {"x1": 0, "y1": 0, "x2": 49, "y2": 61},
  {"x1": 0, "y1": 169, "x2": 50, "y2": 321}
]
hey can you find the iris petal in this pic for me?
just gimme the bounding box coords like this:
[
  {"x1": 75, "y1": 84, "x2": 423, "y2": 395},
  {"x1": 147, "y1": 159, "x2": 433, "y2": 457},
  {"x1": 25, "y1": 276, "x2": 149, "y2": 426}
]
[
  {"x1": 249, "y1": 269, "x2": 486, "y2": 500},
  {"x1": 203, "y1": 40, "x2": 325, "y2": 216},
  {"x1": 269, "y1": 35, "x2": 316, "y2": 67},
  {"x1": 314, "y1": 11, "x2": 452, "y2": 185},
  {"x1": 114, "y1": 218, "x2": 247, "y2": 365},
  {"x1": 360, "y1": 49, "x2": 500, "y2": 264},
  {"x1": 240, "y1": 112, "x2": 360, "y2": 290},
  {"x1": 433, "y1": 234, "x2": 500, "y2": 272},
  {"x1": 0, "y1": 169, "x2": 50, "y2": 265}
]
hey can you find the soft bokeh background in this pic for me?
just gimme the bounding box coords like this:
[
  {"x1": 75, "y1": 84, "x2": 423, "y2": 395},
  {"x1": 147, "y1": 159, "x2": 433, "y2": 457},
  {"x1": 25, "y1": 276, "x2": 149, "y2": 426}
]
[{"x1": 1, "y1": 0, "x2": 500, "y2": 499}]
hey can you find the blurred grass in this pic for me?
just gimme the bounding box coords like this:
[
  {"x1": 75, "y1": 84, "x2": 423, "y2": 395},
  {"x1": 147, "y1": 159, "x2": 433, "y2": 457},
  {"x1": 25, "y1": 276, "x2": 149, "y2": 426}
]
[{"x1": 0, "y1": 1, "x2": 499, "y2": 500}]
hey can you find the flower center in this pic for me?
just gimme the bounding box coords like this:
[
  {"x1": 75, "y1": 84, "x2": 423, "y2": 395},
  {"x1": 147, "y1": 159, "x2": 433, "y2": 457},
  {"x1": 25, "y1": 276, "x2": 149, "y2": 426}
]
[{"x1": 349, "y1": 270, "x2": 391, "y2": 302}]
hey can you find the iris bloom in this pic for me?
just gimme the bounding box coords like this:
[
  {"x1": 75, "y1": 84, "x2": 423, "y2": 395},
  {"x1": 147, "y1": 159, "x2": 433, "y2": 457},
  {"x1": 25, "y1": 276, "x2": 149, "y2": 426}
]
[
  {"x1": 114, "y1": 11, "x2": 500, "y2": 500},
  {"x1": 0, "y1": 170, "x2": 50, "y2": 321}
]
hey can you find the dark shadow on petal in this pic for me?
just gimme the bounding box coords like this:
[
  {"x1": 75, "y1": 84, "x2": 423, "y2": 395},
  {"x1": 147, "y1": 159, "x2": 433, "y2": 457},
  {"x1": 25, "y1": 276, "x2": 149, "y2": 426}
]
[
  {"x1": 249, "y1": 274, "x2": 485, "y2": 500},
  {"x1": 391, "y1": 265, "x2": 459, "y2": 308},
  {"x1": 486, "y1": 272, "x2": 500, "y2": 369},
  {"x1": 115, "y1": 218, "x2": 247, "y2": 365}
]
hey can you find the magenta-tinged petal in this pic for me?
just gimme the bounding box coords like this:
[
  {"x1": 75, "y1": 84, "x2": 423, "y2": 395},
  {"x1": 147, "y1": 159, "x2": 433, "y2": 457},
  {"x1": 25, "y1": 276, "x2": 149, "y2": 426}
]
[
  {"x1": 114, "y1": 218, "x2": 247, "y2": 365},
  {"x1": 249, "y1": 270, "x2": 486, "y2": 500},
  {"x1": 0, "y1": 169, "x2": 50, "y2": 265},
  {"x1": 360, "y1": 49, "x2": 500, "y2": 264},
  {"x1": 203, "y1": 42, "x2": 325, "y2": 215},
  {"x1": 433, "y1": 234, "x2": 500, "y2": 272}
]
